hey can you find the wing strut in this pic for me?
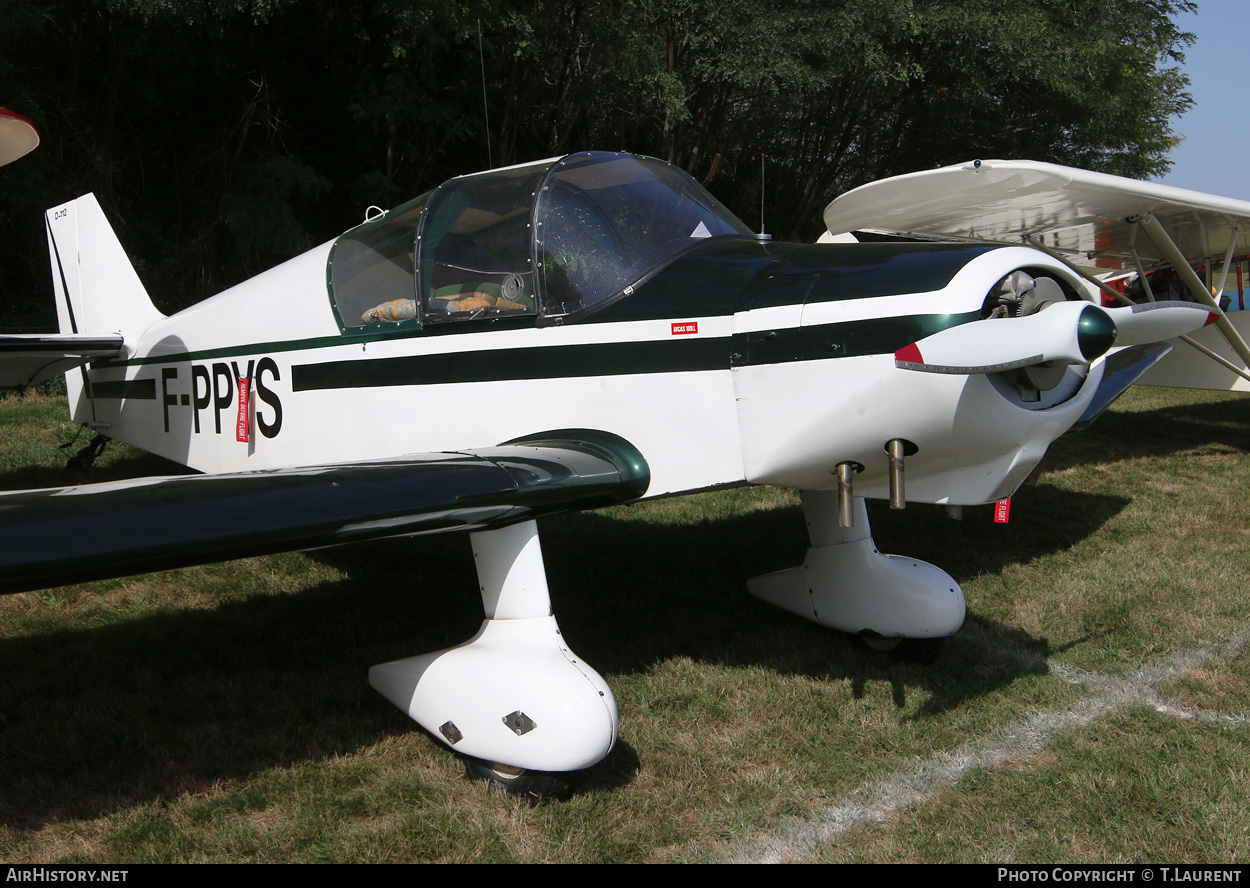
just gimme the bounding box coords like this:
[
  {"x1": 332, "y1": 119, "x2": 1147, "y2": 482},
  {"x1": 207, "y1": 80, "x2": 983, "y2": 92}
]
[
  {"x1": 1025, "y1": 229, "x2": 1250, "y2": 386},
  {"x1": 1132, "y1": 213, "x2": 1250, "y2": 372},
  {"x1": 1215, "y1": 231, "x2": 1239, "y2": 298},
  {"x1": 1023, "y1": 235, "x2": 1138, "y2": 308},
  {"x1": 1169, "y1": 332, "x2": 1250, "y2": 381}
]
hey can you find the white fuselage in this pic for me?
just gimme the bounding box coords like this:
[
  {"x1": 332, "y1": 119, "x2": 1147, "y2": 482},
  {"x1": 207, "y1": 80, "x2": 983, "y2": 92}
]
[{"x1": 71, "y1": 241, "x2": 1101, "y2": 507}]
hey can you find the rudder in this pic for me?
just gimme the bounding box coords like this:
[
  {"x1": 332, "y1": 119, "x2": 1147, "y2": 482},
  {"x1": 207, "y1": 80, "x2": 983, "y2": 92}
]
[
  {"x1": 46, "y1": 194, "x2": 164, "y2": 421},
  {"x1": 46, "y1": 194, "x2": 164, "y2": 341}
]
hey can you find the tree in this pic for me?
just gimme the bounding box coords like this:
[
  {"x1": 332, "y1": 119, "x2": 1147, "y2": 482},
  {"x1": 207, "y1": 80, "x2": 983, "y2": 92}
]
[{"x1": 0, "y1": 0, "x2": 1194, "y2": 324}]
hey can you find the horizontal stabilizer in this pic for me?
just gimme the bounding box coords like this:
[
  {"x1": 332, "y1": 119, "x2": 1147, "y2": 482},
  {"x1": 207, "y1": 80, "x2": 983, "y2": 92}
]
[
  {"x1": 0, "y1": 430, "x2": 649, "y2": 595},
  {"x1": 0, "y1": 333, "x2": 124, "y2": 388}
]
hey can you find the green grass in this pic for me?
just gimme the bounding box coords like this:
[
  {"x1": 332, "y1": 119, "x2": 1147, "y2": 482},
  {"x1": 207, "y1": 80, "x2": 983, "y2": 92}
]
[{"x1": 0, "y1": 386, "x2": 1247, "y2": 862}]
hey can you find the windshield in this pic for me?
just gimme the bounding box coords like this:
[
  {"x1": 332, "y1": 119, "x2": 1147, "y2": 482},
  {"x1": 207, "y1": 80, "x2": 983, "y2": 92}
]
[
  {"x1": 328, "y1": 192, "x2": 429, "y2": 327},
  {"x1": 534, "y1": 152, "x2": 752, "y2": 316},
  {"x1": 329, "y1": 152, "x2": 753, "y2": 330}
]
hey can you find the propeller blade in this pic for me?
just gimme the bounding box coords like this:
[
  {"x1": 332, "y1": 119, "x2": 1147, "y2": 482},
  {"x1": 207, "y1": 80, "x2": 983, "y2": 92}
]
[
  {"x1": 1100, "y1": 300, "x2": 1219, "y2": 346},
  {"x1": 895, "y1": 301, "x2": 1116, "y2": 374}
]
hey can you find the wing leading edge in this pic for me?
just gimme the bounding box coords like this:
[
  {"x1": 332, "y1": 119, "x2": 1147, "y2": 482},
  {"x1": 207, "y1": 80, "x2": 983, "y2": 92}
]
[
  {"x1": 822, "y1": 159, "x2": 1250, "y2": 267},
  {"x1": 0, "y1": 429, "x2": 649, "y2": 595}
]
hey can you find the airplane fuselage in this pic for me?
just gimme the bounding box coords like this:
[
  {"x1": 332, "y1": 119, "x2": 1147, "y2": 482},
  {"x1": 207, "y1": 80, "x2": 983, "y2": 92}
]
[{"x1": 67, "y1": 235, "x2": 1102, "y2": 507}]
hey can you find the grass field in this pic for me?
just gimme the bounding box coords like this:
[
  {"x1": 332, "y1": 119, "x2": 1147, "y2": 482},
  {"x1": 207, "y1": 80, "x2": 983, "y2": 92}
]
[{"x1": 0, "y1": 385, "x2": 1247, "y2": 863}]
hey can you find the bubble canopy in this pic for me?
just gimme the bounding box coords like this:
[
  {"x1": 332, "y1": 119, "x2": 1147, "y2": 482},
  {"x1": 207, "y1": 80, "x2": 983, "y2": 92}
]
[{"x1": 329, "y1": 151, "x2": 753, "y2": 329}]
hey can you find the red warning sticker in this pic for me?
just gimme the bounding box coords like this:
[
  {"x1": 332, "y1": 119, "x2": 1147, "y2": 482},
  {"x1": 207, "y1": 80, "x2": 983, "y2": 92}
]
[
  {"x1": 671, "y1": 322, "x2": 698, "y2": 335},
  {"x1": 993, "y1": 498, "x2": 1011, "y2": 523},
  {"x1": 236, "y1": 378, "x2": 251, "y2": 443}
]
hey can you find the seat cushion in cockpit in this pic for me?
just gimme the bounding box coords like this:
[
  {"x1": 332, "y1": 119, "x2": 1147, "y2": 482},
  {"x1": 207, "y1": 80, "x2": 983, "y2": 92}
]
[{"x1": 429, "y1": 282, "x2": 529, "y2": 313}]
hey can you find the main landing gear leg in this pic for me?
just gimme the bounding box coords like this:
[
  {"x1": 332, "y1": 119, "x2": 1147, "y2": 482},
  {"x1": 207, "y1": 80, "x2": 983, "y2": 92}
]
[
  {"x1": 747, "y1": 491, "x2": 964, "y2": 662},
  {"x1": 369, "y1": 519, "x2": 617, "y2": 802}
]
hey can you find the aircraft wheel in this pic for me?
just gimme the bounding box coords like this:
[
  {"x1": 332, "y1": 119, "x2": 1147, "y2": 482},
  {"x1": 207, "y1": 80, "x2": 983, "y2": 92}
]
[
  {"x1": 464, "y1": 758, "x2": 575, "y2": 804},
  {"x1": 860, "y1": 636, "x2": 945, "y2": 665}
]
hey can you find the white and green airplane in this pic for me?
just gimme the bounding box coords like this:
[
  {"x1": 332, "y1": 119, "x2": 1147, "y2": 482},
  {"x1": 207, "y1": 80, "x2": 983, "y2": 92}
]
[{"x1": 1, "y1": 151, "x2": 1244, "y2": 799}]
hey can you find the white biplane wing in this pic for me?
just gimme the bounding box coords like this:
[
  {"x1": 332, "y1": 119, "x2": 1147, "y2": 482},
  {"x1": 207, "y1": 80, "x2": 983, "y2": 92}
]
[{"x1": 824, "y1": 159, "x2": 1250, "y2": 392}]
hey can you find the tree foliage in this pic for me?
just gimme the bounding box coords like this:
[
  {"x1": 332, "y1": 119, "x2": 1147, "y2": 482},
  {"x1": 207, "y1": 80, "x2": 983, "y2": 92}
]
[{"x1": 0, "y1": 0, "x2": 1194, "y2": 325}]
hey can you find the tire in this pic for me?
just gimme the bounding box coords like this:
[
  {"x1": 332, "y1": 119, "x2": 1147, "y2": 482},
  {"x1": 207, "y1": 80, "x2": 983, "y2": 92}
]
[
  {"x1": 859, "y1": 635, "x2": 946, "y2": 665},
  {"x1": 463, "y1": 758, "x2": 576, "y2": 804}
]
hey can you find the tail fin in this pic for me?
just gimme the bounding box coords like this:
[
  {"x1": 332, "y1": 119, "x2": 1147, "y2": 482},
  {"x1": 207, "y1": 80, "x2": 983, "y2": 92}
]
[{"x1": 46, "y1": 194, "x2": 165, "y2": 341}]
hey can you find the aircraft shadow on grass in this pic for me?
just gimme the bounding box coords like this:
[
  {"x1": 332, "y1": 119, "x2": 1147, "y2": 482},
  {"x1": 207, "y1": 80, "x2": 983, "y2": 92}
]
[
  {"x1": 4, "y1": 390, "x2": 1245, "y2": 825},
  {"x1": 3, "y1": 390, "x2": 1245, "y2": 827},
  {"x1": 0, "y1": 477, "x2": 1130, "y2": 829},
  {"x1": 1042, "y1": 393, "x2": 1250, "y2": 474}
]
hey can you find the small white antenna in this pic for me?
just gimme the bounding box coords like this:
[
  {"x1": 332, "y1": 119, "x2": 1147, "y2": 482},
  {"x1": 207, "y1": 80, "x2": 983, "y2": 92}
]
[
  {"x1": 478, "y1": 19, "x2": 492, "y2": 167},
  {"x1": 759, "y1": 153, "x2": 766, "y2": 235}
]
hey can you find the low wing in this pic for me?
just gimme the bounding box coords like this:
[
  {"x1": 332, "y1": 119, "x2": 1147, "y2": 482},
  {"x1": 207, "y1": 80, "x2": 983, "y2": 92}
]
[
  {"x1": 0, "y1": 334, "x2": 124, "y2": 388},
  {"x1": 825, "y1": 159, "x2": 1250, "y2": 392},
  {"x1": 0, "y1": 429, "x2": 648, "y2": 595}
]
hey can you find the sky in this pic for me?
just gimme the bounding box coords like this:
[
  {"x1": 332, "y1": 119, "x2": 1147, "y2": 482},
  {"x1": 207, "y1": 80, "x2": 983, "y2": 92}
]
[{"x1": 1155, "y1": 0, "x2": 1250, "y2": 198}]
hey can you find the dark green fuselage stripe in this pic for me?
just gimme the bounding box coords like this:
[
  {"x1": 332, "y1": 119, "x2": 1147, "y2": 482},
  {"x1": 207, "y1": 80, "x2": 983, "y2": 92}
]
[
  {"x1": 291, "y1": 337, "x2": 730, "y2": 391},
  {"x1": 89, "y1": 378, "x2": 157, "y2": 400},
  {"x1": 0, "y1": 337, "x2": 122, "y2": 352},
  {"x1": 102, "y1": 317, "x2": 537, "y2": 369},
  {"x1": 104, "y1": 332, "x2": 388, "y2": 368},
  {"x1": 289, "y1": 313, "x2": 976, "y2": 392},
  {"x1": 738, "y1": 311, "x2": 981, "y2": 365}
]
